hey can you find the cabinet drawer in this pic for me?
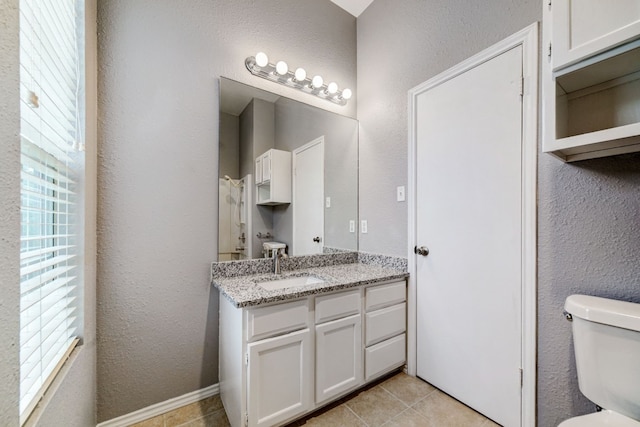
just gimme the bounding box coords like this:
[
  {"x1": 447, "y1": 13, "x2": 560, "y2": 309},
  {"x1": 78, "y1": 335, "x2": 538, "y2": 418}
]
[
  {"x1": 365, "y1": 302, "x2": 406, "y2": 346},
  {"x1": 365, "y1": 333, "x2": 406, "y2": 381},
  {"x1": 365, "y1": 281, "x2": 406, "y2": 312},
  {"x1": 247, "y1": 299, "x2": 309, "y2": 342},
  {"x1": 315, "y1": 289, "x2": 361, "y2": 324}
]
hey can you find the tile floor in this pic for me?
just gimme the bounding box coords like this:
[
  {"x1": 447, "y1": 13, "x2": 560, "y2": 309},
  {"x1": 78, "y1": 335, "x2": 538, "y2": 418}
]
[{"x1": 130, "y1": 372, "x2": 501, "y2": 427}]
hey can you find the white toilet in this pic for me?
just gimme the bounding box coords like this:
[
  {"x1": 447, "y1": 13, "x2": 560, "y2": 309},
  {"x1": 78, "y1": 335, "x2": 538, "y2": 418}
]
[{"x1": 560, "y1": 294, "x2": 640, "y2": 426}]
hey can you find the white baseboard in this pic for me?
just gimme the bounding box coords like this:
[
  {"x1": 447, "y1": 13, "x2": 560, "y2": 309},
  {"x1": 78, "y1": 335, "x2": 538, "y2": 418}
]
[{"x1": 97, "y1": 383, "x2": 220, "y2": 427}]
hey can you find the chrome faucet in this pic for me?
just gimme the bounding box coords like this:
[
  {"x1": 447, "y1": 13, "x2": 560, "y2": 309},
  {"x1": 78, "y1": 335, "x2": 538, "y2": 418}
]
[{"x1": 273, "y1": 249, "x2": 286, "y2": 274}]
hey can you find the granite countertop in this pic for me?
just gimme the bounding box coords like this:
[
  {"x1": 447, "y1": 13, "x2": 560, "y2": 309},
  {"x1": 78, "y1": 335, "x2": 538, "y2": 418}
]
[{"x1": 212, "y1": 262, "x2": 409, "y2": 308}]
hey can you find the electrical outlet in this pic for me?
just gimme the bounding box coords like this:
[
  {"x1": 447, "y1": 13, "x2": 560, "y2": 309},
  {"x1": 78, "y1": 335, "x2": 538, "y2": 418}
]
[
  {"x1": 397, "y1": 186, "x2": 405, "y2": 202},
  {"x1": 361, "y1": 220, "x2": 368, "y2": 234},
  {"x1": 349, "y1": 220, "x2": 355, "y2": 233},
  {"x1": 326, "y1": 197, "x2": 331, "y2": 208}
]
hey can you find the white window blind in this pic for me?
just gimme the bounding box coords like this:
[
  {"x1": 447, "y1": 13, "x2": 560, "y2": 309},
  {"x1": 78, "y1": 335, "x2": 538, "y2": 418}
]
[{"x1": 19, "y1": 0, "x2": 85, "y2": 419}]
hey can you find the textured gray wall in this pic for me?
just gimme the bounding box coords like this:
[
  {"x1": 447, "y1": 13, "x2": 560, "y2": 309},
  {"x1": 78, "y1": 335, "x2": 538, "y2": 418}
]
[
  {"x1": 357, "y1": 1, "x2": 640, "y2": 426},
  {"x1": 357, "y1": 0, "x2": 540, "y2": 257},
  {"x1": 1, "y1": 2, "x2": 97, "y2": 426},
  {"x1": 239, "y1": 99, "x2": 256, "y2": 180},
  {"x1": 219, "y1": 112, "x2": 240, "y2": 179},
  {"x1": 96, "y1": 0, "x2": 355, "y2": 421},
  {"x1": 30, "y1": 351, "x2": 97, "y2": 426},
  {"x1": 252, "y1": 99, "x2": 276, "y2": 163},
  {"x1": 537, "y1": 153, "x2": 640, "y2": 425},
  {"x1": 0, "y1": 0, "x2": 21, "y2": 424}
]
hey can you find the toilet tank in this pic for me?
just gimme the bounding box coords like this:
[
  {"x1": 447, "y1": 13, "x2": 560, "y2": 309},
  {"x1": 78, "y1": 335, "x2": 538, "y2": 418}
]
[{"x1": 565, "y1": 295, "x2": 640, "y2": 421}]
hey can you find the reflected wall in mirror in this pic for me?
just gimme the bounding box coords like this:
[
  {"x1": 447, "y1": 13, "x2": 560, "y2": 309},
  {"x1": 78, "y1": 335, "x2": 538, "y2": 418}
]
[{"x1": 218, "y1": 78, "x2": 358, "y2": 261}]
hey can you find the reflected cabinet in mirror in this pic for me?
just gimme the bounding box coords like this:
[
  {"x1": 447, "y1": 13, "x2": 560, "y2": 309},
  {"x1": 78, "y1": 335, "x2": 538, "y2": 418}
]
[{"x1": 218, "y1": 78, "x2": 358, "y2": 261}]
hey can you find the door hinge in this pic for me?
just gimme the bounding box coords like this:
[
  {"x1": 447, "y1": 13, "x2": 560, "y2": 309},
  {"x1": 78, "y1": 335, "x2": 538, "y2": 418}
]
[
  {"x1": 548, "y1": 43, "x2": 552, "y2": 58},
  {"x1": 244, "y1": 412, "x2": 249, "y2": 426},
  {"x1": 245, "y1": 353, "x2": 249, "y2": 365},
  {"x1": 520, "y1": 368, "x2": 524, "y2": 388},
  {"x1": 519, "y1": 77, "x2": 524, "y2": 96}
]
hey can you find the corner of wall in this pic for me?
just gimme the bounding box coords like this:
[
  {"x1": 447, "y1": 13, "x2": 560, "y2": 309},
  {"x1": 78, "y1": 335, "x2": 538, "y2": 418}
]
[{"x1": 0, "y1": 0, "x2": 23, "y2": 424}]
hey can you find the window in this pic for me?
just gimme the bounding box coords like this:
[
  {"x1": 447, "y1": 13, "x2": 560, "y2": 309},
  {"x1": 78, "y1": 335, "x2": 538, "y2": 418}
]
[{"x1": 19, "y1": 0, "x2": 85, "y2": 420}]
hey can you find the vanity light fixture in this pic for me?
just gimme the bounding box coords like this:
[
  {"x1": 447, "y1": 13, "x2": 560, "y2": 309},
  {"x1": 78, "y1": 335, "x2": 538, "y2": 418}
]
[{"x1": 245, "y1": 52, "x2": 352, "y2": 106}]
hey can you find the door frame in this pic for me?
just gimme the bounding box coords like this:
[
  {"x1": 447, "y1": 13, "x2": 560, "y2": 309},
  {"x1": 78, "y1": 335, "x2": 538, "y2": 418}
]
[
  {"x1": 407, "y1": 23, "x2": 538, "y2": 427},
  {"x1": 292, "y1": 136, "x2": 325, "y2": 256}
]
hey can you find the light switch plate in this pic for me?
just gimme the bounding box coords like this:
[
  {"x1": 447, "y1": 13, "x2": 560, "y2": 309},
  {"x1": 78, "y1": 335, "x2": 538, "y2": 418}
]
[
  {"x1": 361, "y1": 220, "x2": 368, "y2": 234},
  {"x1": 397, "y1": 186, "x2": 405, "y2": 202},
  {"x1": 349, "y1": 220, "x2": 355, "y2": 233}
]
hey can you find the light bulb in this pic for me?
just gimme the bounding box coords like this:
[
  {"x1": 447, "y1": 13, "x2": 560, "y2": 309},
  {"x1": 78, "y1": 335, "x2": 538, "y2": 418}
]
[
  {"x1": 311, "y1": 75, "x2": 323, "y2": 89},
  {"x1": 327, "y1": 82, "x2": 338, "y2": 94},
  {"x1": 342, "y1": 88, "x2": 352, "y2": 100},
  {"x1": 275, "y1": 61, "x2": 288, "y2": 76},
  {"x1": 255, "y1": 52, "x2": 269, "y2": 68},
  {"x1": 294, "y1": 67, "x2": 307, "y2": 82}
]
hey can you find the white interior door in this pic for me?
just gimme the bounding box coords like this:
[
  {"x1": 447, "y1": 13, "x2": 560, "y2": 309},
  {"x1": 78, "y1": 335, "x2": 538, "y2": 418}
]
[
  {"x1": 415, "y1": 46, "x2": 524, "y2": 427},
  {"x1": 293, "y1": 137, "x2": 324, "y2": 256}
]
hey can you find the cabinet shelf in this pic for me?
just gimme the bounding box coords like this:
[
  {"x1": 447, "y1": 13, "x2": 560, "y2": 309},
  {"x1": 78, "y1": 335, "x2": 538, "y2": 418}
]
[
  {"x1": 543, "y1": 4, "x2": 640, "y2": 162},
  {"x1": 547, "y1": 123, "x2": 640, "y2": 162}
]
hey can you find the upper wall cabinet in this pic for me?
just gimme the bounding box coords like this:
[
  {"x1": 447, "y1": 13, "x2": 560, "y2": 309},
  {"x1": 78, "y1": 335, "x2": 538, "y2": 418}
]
[
  {"x1": 551, "y1": 0, "x2": 640, "y2": 70},
  {"x1": 255, "y1": 149, "x2": 291, "y2": 205},
  {"x1": 543, "y1": 1, "x2": 640, "y2": 161}
]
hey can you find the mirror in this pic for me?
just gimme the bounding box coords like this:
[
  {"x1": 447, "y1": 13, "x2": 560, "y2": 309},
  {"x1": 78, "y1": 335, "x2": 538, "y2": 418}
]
[{"x1": 218, "y1": 78, "x2": 358, "y2": 261}]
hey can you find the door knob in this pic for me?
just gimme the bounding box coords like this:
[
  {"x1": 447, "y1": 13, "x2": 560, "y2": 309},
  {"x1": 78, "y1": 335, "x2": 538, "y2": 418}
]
[
  {"x1": 414, "y1": 246, "x2": 429, "y2": 256},
  {"x1": 313, "y1": 236, "x2": 322, "y2": 243}
]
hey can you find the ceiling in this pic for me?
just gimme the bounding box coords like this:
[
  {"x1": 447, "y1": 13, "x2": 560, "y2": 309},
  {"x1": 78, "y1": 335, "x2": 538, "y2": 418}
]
[
  {"x1": 220, "y1": 79, "x2": 281, "y2": 116},
  {"x1": 330, "y1": 0, "x2": 375, "y2": 17}
]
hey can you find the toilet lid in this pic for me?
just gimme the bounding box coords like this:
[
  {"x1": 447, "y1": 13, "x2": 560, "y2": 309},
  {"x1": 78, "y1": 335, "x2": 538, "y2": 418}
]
[{"x1": 559, "y1": 410, "x2": 640, "y2": 427}]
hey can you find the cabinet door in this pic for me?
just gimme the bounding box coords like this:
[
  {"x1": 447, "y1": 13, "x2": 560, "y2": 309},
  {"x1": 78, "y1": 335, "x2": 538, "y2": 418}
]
[
  {"x1": 261, "y1": 152, "x2": 271, "y2": 182},
  {"x1": 315, "y1": 314, "x2": 363, "y2": 404},
  {"x1": 247, "y1": 328, "x2": 312, "y2": 427},
  {"x1": 552, "y1": 0, "x2": 640, "y2": 70},
  {"x1": 255, "y1": 157, "x2": 262, "y2": 184}
]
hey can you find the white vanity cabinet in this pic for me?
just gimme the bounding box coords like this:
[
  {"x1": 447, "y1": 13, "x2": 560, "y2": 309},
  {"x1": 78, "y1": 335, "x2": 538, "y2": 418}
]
[
  {"x1": 255, "y1": 149, "x2": 291, "y2": 205},
  {"x1": 542, "y1": 0, "x2": 640, "y2": 161},
  {"x1": 218, "y1": 279, "x2": 407, "y2": 427}
]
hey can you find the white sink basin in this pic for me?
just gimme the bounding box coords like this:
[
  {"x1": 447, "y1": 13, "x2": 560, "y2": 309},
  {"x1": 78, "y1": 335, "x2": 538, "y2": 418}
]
[{"x1": 257, "y1": 275, "x2": 325, "y2": 291}]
